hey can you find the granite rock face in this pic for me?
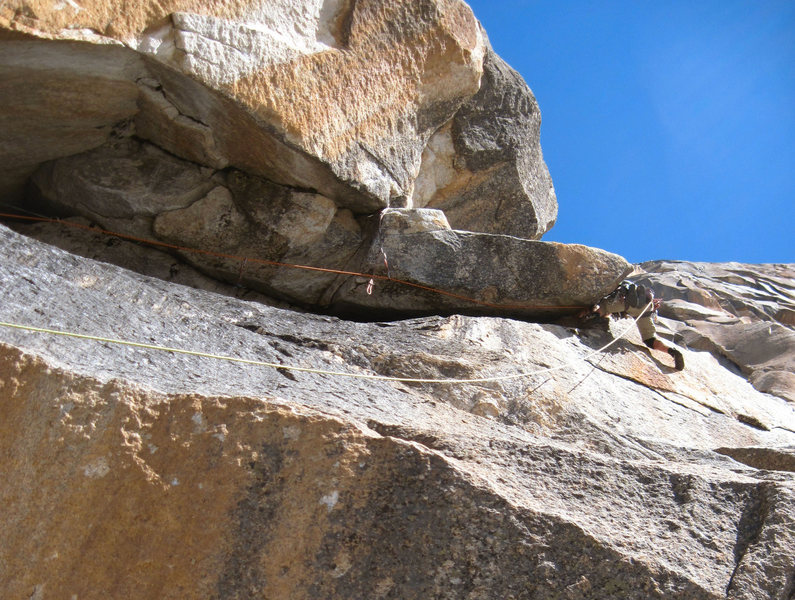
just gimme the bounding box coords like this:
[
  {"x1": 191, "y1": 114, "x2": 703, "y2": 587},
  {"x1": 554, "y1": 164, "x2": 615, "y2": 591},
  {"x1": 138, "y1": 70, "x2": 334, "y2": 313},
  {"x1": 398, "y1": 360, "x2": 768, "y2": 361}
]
[
  {"x1": 1, "y1": 224, "x2": 794, "y2": 600},
  {"x1": 1, "y1": 0, "x2": 560, "y2": 278},
  {"x1": 1, "y1": 0, "x2": 486, "y2": 210},
  {"x1": 414, "y1": 41, "x2": 558, "y2": 239},
  {"x1": 28, "y1": 137, "x2": 367, "y2": 306},
  {"x1": 0, "y1": 39, "x2": 143, "y2": 201},
  {"x1": 2, "y1": 2, "x2": 794, "y2": 597},
  {"x1": 1, "y1": 0, "x2": 572, "y2": 315},
  {"x1": 327, "y1": 208, "x2": 630, "y2": 318},
  {"x1": 636, "y1": 261, "x2": 795, "y2": 402},
  {"x1": 27, "y1": 142, "x2": 624, "y2": 314}
]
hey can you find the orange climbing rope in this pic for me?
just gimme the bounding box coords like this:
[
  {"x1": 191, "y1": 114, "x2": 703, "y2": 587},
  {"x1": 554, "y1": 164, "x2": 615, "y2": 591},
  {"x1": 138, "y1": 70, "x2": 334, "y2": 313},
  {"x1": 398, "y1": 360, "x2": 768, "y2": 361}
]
[{"x1": 0, "y1": 211, "x2": 588, "y2": 312}]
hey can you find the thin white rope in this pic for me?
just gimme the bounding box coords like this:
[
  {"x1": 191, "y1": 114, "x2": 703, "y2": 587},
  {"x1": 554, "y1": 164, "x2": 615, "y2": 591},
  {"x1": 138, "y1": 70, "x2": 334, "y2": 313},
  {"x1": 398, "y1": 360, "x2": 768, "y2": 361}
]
[{"x1": 0, "y1": 303, "x2": 651, "y2": 384}]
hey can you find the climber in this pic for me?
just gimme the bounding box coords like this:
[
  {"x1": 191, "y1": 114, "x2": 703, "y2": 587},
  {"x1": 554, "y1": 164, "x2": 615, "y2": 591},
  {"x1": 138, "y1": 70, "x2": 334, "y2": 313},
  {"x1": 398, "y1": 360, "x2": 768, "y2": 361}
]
[{"x1": 582, "y1": 281, "x2": 685, "y2": 371}]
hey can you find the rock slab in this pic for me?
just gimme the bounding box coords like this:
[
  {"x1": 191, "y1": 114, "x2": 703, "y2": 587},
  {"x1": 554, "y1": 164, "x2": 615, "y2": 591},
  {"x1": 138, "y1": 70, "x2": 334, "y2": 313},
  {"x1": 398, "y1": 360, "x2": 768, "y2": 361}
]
[
  {"x1": 637, "y1": 261, "x2": 795, "y2": 402},
  {"x1": 1, "y1": 225, "x2": 794, "y2": 599}
]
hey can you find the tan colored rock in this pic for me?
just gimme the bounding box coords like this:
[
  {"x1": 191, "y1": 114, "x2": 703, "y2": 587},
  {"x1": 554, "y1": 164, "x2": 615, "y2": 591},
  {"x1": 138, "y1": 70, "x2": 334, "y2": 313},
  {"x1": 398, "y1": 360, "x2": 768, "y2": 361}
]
[
  {"x1": 639, "y1": 261, "x2": 795, "y2": 324},
  {"x1": 470, "y1": 395, "x2": 501, "y2": 418},
  {"x1": 0, "y1": 345, "x2": 384, "y2": 599},
  {"x1": 678, "y1": 320, "x2": 795, "y2": 403},
  {"x1": 637, "y1": 261, "x2": 795, "y2": 402},
  {"x1": 1, "y1": 0, "x2": 567, "y2": 316},
  {"x1": 139, "y1": 56, "x2": 379, "y2": 210},
  {"x1": 2, "y1": 0, "x2": 485, "y2": 208},
  {"x1": 376, "y1": 206, "x2": 452, "y2": 235}
]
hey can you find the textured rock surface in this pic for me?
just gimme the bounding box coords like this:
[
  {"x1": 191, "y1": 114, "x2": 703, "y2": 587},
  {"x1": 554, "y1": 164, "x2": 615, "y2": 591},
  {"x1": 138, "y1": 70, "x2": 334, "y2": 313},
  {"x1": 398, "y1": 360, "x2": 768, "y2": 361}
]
[
  {"x1": 28, "y1": 139, "x2": 366, "y2": 306},
  {"x1": 31, "y1": 137, "x2": 215, "y2": 219},
  {"x1": 414, "y1": 40, "x2": 558, "y2": 239},
  {"x1": 1, "y1": 224, "x2": 794, "y2": 599},
  {"x1": 328, "y1": 208, "x2": 630, "y2": 317},
  {"x1": 2, "y1": 2, "x2": 793, "y2": 597},
  {"x1": 1, "y1": 0, "x2": 485, "y2": 210},
  {"x1": 0, "y1": 39, "x2": 144, "y2": 201},
  {"x1": 26, "y1": 158, "x2": 623, "y2": 314},
  {"x1": 2, "y1": 0, "x2": 558, "y2": 238},
  {"x1": 1, "y1": 0, "x2": 572, "y2": 315},
  {"x1": 636, "y1": 261, "x2": 795, "y2": 402}
]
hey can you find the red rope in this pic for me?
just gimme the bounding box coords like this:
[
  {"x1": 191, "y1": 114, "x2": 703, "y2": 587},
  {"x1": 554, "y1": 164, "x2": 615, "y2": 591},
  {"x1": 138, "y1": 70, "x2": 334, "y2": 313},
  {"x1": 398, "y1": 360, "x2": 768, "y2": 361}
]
[{"x1": 0, "y1": 212, "x2": 587, "y2": 311}]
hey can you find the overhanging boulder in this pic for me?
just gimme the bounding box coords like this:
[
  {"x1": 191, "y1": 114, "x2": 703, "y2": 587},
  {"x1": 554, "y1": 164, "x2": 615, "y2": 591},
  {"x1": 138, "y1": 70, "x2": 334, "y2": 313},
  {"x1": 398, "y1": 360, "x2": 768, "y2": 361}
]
[
  {"x1": 413, "y1": 39, "x2": 558, "y2": 239},
  {"x1": 1, "y1": 0, "x2": 486, "y2": 210},
  {"x1": 327, "y1": 209, "x2": 632, "y2": 318}
]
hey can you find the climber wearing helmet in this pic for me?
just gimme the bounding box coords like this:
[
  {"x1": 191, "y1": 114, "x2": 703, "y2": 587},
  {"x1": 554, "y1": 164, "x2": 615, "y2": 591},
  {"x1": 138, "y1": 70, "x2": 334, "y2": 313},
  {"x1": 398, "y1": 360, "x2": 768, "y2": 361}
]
[{"x1": 584, "y1": 281, "x2": 685, "y2": 371}]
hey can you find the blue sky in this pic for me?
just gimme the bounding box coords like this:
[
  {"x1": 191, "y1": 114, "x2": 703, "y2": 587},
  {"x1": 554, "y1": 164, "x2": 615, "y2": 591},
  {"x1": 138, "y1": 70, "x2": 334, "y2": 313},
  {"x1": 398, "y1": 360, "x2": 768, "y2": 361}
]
[{"x1": 465, "y1": 0, "x2": 794, "y2": 264}]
